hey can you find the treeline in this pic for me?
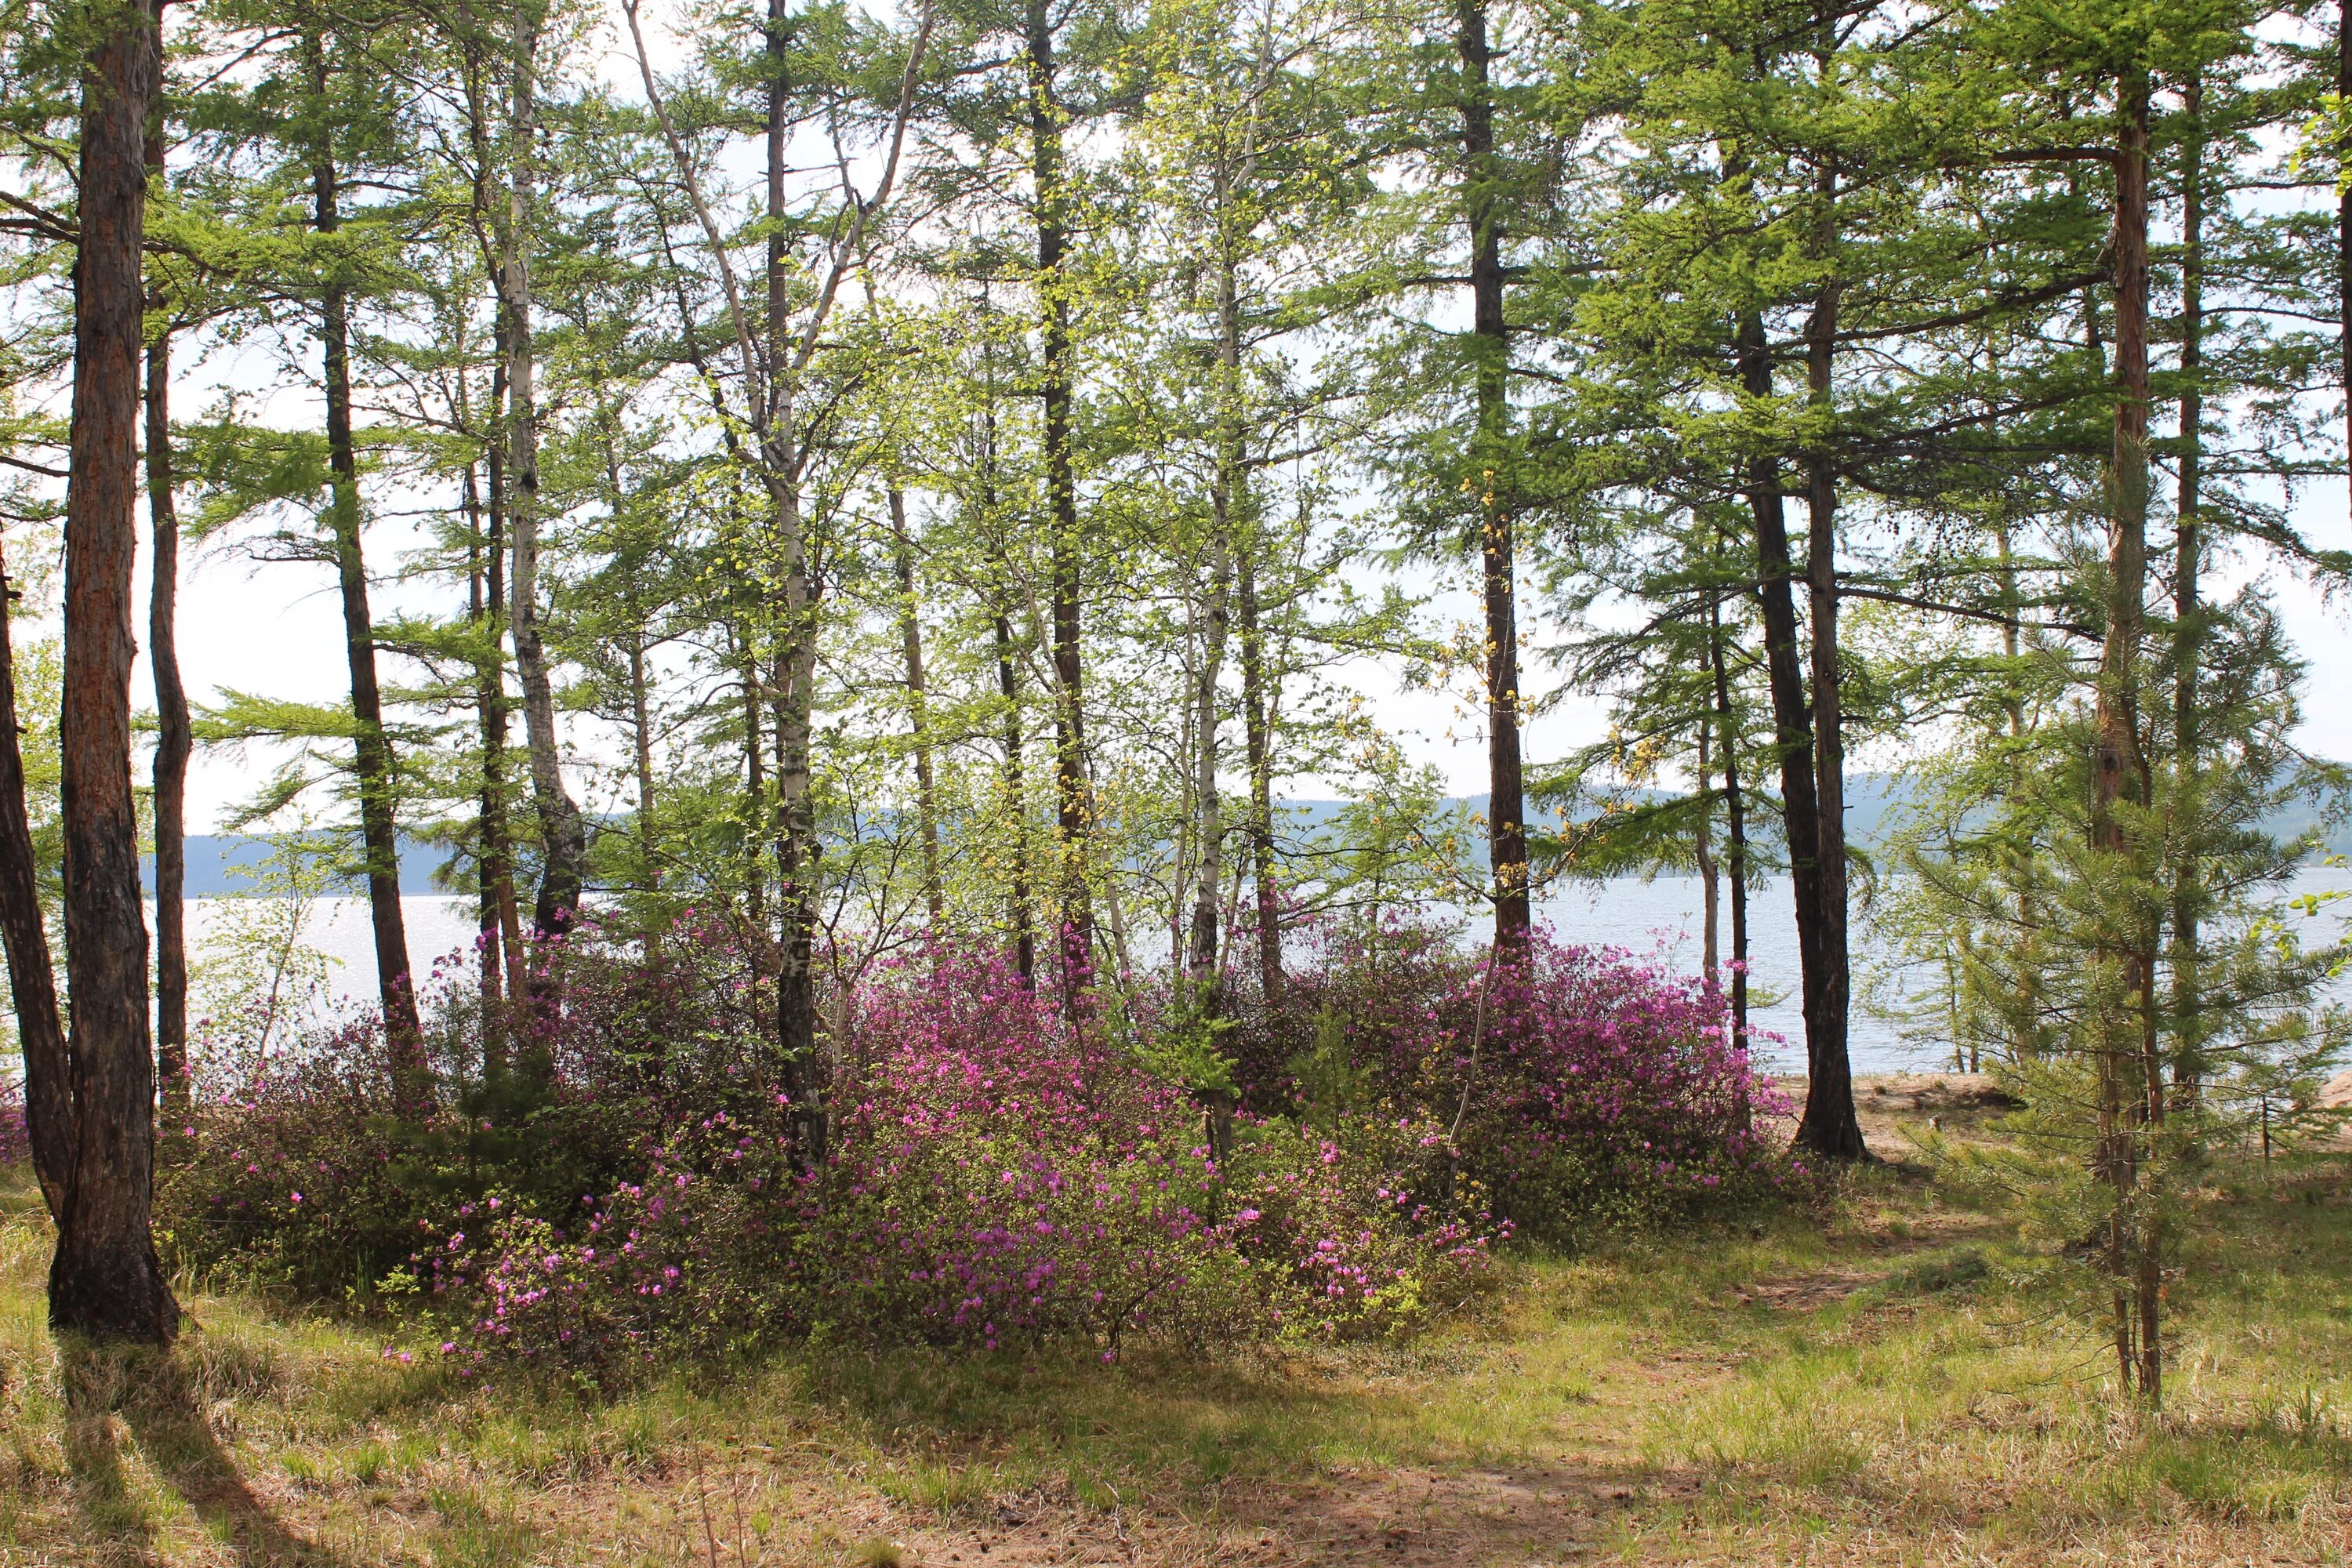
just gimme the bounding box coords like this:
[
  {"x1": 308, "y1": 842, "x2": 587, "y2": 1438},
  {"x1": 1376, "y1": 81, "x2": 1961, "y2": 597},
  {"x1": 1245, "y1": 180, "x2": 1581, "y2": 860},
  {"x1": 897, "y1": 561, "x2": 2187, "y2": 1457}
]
[{"x1": 0, "y1": 0, "x2": 2347, "y2": 1399}]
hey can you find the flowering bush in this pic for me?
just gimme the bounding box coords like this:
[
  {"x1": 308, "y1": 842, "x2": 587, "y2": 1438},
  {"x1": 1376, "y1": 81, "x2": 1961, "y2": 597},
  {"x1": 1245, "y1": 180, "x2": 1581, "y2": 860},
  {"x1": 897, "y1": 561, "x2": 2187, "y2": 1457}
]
[
  {"x1": 167, "y1": 910, "x2": 1782, "y2": 1381},
  {"x1": 1227, "y1": 917, "x2": 1794, "y2": 1240},
  {"x1": 414, "y1": 949, "x2": 1497, "y2": 1380}
]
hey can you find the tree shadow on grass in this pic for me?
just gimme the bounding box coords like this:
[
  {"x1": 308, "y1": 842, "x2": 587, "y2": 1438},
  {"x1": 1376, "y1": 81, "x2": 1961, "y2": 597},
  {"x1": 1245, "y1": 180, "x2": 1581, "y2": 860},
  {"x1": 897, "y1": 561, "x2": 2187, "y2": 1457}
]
[{"x1": 60, "y1": 1337, "x2": 349, "y2": 1566}]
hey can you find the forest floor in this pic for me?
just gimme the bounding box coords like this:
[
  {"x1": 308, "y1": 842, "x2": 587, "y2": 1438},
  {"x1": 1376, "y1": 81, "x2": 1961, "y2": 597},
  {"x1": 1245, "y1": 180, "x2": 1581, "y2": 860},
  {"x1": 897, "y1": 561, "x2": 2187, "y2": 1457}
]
[{"x1": 2, "y1": 1076, "x2": 2349, "y2": 1567}]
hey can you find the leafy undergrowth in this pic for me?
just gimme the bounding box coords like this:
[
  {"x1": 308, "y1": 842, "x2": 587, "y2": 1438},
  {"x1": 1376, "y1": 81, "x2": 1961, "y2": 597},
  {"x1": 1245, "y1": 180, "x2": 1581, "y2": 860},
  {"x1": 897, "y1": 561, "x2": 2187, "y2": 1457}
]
[{"x1": 2, "y1": 1091, "x2": 2348, "y2": 1566}]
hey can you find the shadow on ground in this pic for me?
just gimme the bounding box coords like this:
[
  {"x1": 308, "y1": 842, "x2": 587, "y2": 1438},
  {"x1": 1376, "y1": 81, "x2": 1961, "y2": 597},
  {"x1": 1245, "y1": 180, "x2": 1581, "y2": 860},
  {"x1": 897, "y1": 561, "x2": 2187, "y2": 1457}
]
[{"x1": 60, "y1": 1338, "x2": 346, "y2": 1567}]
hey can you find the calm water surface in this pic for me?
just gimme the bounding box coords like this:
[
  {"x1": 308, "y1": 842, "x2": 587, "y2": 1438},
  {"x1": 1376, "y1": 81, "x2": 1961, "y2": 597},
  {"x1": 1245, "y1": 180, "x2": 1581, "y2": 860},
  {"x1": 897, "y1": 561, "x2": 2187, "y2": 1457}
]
[{"x1": 185, "y1": 866, "x2": 2352, "y2": 1076}]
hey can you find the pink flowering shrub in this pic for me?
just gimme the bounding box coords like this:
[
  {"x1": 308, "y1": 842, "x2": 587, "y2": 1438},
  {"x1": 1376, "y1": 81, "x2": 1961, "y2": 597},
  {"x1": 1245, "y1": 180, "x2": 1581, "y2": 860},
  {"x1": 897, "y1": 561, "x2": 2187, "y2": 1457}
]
[
  {"x1": 165, "y1": 909, "x2": 1781, "y2": 1381},
  {"x1": 413, "y1": 948, "x2": 1497, "y2": 1380},
  {"x1": 1226, "y1": 916, "x2": 1793, "y2": 1240}
]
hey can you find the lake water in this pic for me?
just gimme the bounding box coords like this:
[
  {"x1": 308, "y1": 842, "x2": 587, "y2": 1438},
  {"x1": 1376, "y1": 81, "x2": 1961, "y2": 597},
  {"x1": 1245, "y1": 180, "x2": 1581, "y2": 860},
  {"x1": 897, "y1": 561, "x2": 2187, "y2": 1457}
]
[{"x1": 187, "y1": 866, "x2": 2352, "y2": 1076}]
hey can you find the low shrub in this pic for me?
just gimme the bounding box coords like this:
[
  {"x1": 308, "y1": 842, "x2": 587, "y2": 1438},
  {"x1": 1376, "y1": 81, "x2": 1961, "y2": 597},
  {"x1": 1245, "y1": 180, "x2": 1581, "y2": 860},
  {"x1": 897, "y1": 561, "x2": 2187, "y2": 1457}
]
[
  {"x1": 1230, "y1": 919, "x2": 1795, "y2": 1239},
  {"x1": 165, "y1": 913, "x2": 1782, "y2": 1381},
  {"x1": 414, "y1": 949, "x2": 1497, "y2": 1381}
]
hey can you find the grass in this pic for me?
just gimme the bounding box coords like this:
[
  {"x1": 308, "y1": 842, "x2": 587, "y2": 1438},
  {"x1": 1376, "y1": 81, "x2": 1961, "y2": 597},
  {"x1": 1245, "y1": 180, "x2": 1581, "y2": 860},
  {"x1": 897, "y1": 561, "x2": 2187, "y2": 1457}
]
[{"x1": 1, "y1": 1087, "x2": 2347, "y2": 1565}]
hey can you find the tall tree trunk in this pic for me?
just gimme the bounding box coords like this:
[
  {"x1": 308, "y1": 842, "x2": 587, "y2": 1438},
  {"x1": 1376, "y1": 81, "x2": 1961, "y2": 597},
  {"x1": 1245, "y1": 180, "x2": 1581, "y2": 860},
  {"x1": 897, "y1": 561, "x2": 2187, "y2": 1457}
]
[
  {"x1": 459, "y1": 28, "x2": 524, "y2": 1036},
  {"x1": 978, "y1": 385, "x2": 1034, "y2": 982},
  {"x1": 739, "y1": 628, "x2": 768, "y2": 929},
  {"x1": 1735, "y1": 308, "x2": 1857, "y2": 1157},
  {"x1": 0, "y1": 543, "x2": 69, "y2": 1225},
  {"x1": 147, "y1": 334, "x2": 189, "y2": 1111},
  {"x1": 499, "y1": 12, "x2": 586, "y2": 975},
  {"x1": 890, "y1": 490, "x2": 942, "y2": 924},
  {"x1": 1707, "y1": 580, "x2": 1749, "y2": 1058},
  {"x1": 53, "y1": 0, "x2": 177, "y2": 1341},
  {"x1": 995, "y1": 606, "x2": 1036, "y2": 982},
  {"x1": 144, "y1": 50, "x2": 189, "y2": 1115},
  {"x1": 1236, "y1": 542, "x2": 1281, "y2": 1005},
  {"x1": 764, "y1": 0, "x2": 825, "y2": 1163},
  {"x1": 2172, "y1": 74, "x2": 2205, "y2": 1105},
  {"x1": 630, "y1": 634, "x2": 659, "y2": 892},
  {"x1": 463, "y1": 474, "x2": 501, "y2": 1040},
  {"x1": 1696, "y1": 725, "x2": 1719, "y2": 988},
  {"x1": 1027, "y1": 0, "x2": 1094, "y2": 1001},
  {"x1": 1189, "y1": 246, "x2": 1242, "y2": 997},
  {"x1": 1456, "y1": 0, "x2": 1529, "y2": 946},
  {"x1": 2093, "y1": 71, "x2": 2156, "y2": 1403},
  {"x1": 465, "y1": 455, "x2": 524, "y2": 1058},
  {"x1": 310, "y1": 56, "x2": 427, "y2": 1112},
  {"x1": 1794, "y1": 140, "x2": 1862, "y2": 1160}
]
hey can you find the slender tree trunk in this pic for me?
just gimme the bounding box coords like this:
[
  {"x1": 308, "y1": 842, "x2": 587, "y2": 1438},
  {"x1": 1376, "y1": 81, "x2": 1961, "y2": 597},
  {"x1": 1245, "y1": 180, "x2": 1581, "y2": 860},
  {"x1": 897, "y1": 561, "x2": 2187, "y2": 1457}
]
[
  {"x1": 1707, "y1": 583, "x2": 1749, "y2": 1058},
  {"x1": 464, "y1": 458, "x2": 523, "y2": 1062},
  {"x1": 1189, "y1": 247, "x2": 1241, "y2": 997},
  {"x1": 2172, "y1": 74, "x2": 2205, "y2": 1106},
  {"x1": 763, "y1": 0, "x2": 825, "y2": 1163},
  {"x1": 310, "y1": 63, "x2": 427, "y2": 1112},
  {"x1": 630, "y1": 635, "x2": 658, "y2": 891},
  {"x1": 499, "y1": 14, "x2": 586, "y2": 977},
  {"x1": 459, "y1": 38, "x2": 524, "y2": 1036},
  {"x1": 0, "y1": 543, "x2": 69, "y2": 1225},
  {"x1": 145, "y1": 347, "x2": 188, "y2": 1107},
  {"x1": 1696, "y1": 726, "x2": 1719, "y2": 988},
  {"x1": 995, "y1": 606, "x2": 1036, "y2": 982},
  {"x1": 1188, "y1": 242, "x2": 1243, "y2": 1157},
  {"x1": 739, "y1": 631, "x2": 768, "y2": 929},
  {"x1": 1236, "y1": 543, "x2": 1281, "y2": 1005},
  {"x1": 1027, "y1": 0, "x2": 1094, "y2": 1002},
  {"x1": 53, "y1": 0, "x2": 177, "y2": 1341},
  {"x1": 1740, "y1": 305, "x2": 1844, "y2": 1147},
  {"x1": 1736, "y1": 308, "x2": 1857, "y2": 1157},
  {"x1": 890, "y1": 491, "x2": 942, "y2": 924},
  {"x1": 463, "y1": 481, "x2": 500, "y2": 1044},
  {"x1": 1457, "y1": 0, "x2": 1529, "y2": 945},
  {"x1": 978, "y1": 384, "x2": 1035, "y2": 982},
  {"x1": 1795, "y1": 141, "x2": 1862, "y2": 1160},
  {"x1": 2094, "y1": 71, "x2": 2155, "y2": 1403},
  {"x1": 144, "y1": 59, "x2": 189, "y2": 1115}
]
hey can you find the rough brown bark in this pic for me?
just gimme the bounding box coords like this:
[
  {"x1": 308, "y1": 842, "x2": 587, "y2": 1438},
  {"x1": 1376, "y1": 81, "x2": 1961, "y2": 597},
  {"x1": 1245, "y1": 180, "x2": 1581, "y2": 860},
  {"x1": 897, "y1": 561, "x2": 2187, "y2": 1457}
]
[
  {"x1": 310, "y1": 65, "x2": 427, "y2": 1112},
  {"x1": 1456, "y1": 0, "x2": 1529, "y2": 946},
  {"x1": 54, "y1": 0, "x2": 178, "y2": 1341},
  {"x1": 0, "y1": 543, "x2": 69, "y2": 1224},
  {"x1": 1027, "y1": 0, "x2": 1095, "y2": 1000}
]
